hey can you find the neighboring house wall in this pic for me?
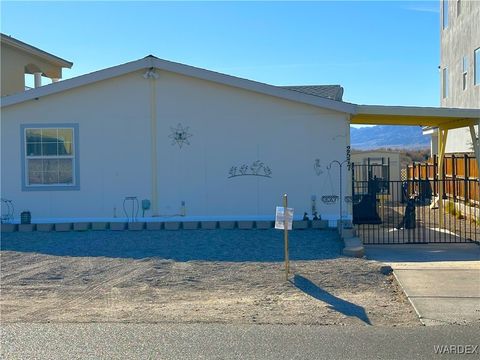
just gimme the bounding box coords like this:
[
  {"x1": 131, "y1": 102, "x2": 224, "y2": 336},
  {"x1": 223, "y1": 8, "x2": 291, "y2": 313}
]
[
  {"x1": 437, "y1": 0, "x2": 480, "y2": 154},
  {"x1": 440, "y1": 0, "x2": 480, "y2": 108},
  {"x1": 1, "y1": 69, "x2": 350, "y2": 221},
  {"x1": 1, "y1": 44, "x2": 30, "y2": 95},
  {"x1": 351, "y1": 151, "x2": 401, "y2": 181},
  {"x1": 444, "y1": 127, "x2": 476, "y2": 153},
  {"x1": 428, "y1": 126, "x2": 477, "y2": 155},
  {"x1": 1, "y1": 35, "x2": 71, "y2": 96}
]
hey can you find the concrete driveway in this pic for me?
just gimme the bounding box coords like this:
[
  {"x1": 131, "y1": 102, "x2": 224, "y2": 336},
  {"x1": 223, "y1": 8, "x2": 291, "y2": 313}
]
[{"x1": 365, "y1": 243, "x2": 480, "y2": 326}]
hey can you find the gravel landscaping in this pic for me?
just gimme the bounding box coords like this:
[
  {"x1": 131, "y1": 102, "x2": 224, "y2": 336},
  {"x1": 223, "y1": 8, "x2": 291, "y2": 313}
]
[{"x1": 0, "y1": 229, "x2": 419, "y2": 326}]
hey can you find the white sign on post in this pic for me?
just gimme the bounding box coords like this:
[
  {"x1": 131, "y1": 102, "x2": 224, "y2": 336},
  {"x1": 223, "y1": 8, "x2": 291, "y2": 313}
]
[{"x1": 275, "y1": 206, "x2": 294, "y2": 230}]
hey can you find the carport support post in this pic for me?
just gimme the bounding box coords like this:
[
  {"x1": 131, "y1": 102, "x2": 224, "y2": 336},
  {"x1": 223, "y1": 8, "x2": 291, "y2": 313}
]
[
  {"x1": 283, "y1": 194, "x2": 289, "y2": 281},
  {"x1": 469, "y1": 122, "x2": 480, "y2": 173},
  {"x1": 437, "y1": 127, "x2": 448, "y2": 229}
]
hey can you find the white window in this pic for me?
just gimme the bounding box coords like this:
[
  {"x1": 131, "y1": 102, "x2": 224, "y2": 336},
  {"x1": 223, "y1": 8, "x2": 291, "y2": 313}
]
[
  {"x1": 462, "y1": 56, "x2": 468, "y2": 90},
  {"x1": 475, "y1": 48, "x2": 480, "y2": 86},
  {"x1": 443, "y1": 0, "x2": 448, "y2": 29},
  {"x1": 22, "y1": 125, "x2": 79, "y2": 190},
  {"x1": 442, "y1": 67, "x2": 448, "y2": 98}
]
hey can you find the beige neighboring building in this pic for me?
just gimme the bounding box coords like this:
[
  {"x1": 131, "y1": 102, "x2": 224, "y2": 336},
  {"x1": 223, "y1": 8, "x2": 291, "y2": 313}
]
[
  {"x1": 351, "y1": 150, "x2": 401, "y2": 181},
  {"x1": 1, "y1": 33, "x2": 72, "y2": 97},
  {"x1": 425, "y1": 0, "x2": 480, "y2": 155}
]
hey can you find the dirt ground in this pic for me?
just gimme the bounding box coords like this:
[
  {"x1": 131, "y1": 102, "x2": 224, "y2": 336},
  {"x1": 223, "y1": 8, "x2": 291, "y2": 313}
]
[{"x1": 0, "y1": 230, "x2": 419, "y2": 326}]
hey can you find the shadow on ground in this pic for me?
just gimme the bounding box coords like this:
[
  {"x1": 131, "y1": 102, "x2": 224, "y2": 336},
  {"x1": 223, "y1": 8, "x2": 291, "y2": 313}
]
[
  {"x1": 0, "y1": 229, "x2": 342, "y2": 262},
  {"x1": 292, "y1": 274, "x2": 371, "y2": 325},
  {"x1": 365, "y1": 244, "x2": 480, "y2": 263}
]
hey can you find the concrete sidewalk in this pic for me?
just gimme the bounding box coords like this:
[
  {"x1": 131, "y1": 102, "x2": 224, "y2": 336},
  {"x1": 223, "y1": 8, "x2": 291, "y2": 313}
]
[{"x1": 365, "y1": 243, "x2": 480, "y2": 326}]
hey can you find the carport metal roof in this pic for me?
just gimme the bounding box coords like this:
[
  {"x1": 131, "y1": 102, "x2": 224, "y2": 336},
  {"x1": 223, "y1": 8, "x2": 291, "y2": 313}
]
[{"x1": 351, "y1": 104, "x2": 479, "y2": 129}]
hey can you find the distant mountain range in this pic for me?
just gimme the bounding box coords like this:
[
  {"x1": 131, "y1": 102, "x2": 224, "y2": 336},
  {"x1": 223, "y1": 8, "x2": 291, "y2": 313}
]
[{"x1": 350, "y1": 125, "x2": 430, "y2": 150}]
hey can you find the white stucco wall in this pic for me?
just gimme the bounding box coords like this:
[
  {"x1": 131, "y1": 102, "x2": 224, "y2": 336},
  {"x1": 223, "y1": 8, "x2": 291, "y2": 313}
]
[
  {"x1": 1, "y1": 69, "x2": 350, "y2": 222},
  {"x1": 428, "y1": 126, "x2": 478, "y2": 155}
]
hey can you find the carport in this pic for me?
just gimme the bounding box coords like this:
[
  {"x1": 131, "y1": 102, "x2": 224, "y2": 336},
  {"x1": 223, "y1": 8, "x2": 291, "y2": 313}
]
[{"x1": 350, "y1": 104, "x2": 480, "y2": 242}]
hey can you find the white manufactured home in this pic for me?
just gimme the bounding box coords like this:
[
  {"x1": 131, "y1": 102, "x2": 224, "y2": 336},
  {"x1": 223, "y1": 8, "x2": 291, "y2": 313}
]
[
  {"x1": 2, "y1": 55, "x2": 358, "y2": 222},
  {"x1": 1, "y1": 35, "x2": 479, "y2": 225}
]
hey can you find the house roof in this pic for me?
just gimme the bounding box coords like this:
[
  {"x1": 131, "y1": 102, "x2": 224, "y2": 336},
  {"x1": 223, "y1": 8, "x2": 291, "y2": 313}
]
[
  {"x1": 281, "y1": 85, "x2": 344, "y2": 101},
  {"x1": 0, "y1": 55, "x2": 355, "y2": 113},
  {"x1": 1, "y1": 33, "x2": 73, "y2": 69},
  {"x1": 1, "y1": 55, "x2": 479, "y2": 132}
]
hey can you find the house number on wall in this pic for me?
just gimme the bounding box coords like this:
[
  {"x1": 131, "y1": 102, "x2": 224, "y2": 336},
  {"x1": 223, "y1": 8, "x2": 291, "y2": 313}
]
[{"x1": 346, "y1": 146, "x2": 351, "y2": 171}]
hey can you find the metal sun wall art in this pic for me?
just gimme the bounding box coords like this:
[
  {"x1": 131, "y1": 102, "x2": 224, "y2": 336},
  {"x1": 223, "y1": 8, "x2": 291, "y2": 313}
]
[
  {"x1": 169, "y1": 123, "x2": 192, "y2": 148},
  {"x1": 228, "y1": 160, "x2": 272, "y2": 179}
]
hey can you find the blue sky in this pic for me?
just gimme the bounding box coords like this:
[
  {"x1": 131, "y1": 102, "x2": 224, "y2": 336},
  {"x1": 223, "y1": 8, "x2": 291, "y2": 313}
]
[{"x1": 1, "y1": 1, "x2": 441, "y2": 107}]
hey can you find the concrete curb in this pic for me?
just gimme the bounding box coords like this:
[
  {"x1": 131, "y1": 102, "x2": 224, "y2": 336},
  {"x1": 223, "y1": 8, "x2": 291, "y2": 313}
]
[
  {"x1": 92, "y1": 222, "x2": 108, "y2": 231},
  {"x1": 18, "y1": 224, "x2": 35, "y2": 232},
  {"x1": 164, "y1": 222, "x2": 181, "y2": 231},
  {"x1": 237, "y1": 221, "x2": 254, "y2": 229},
  {"x1": 256, "y1": 221, "x2": 273, "y2": 229},
  {"x1": 73, "y1": 222, "x2": 90, "y2": 231},
  {"x1": 200, "y1": 221, "x2": 218, "y2": 230},
  {"x1": 340, "y1": 228, "x2": 356, "y2": 240},
  {"x1": 311, "y1": 220, "x2": 328, "y2": 229},
  {"x1": 110, "y1": 222, "x2": 127, "y2": 231},
  {"x1": 1, "y1": 224, "x2": 17, "y2": 233},
  {"x1": 392, "y1": 271, "x2": 426, "y2": 326},
  {"x1": 342, "y1": 237, "x2": 364, "y2": 258},
  {"x1": 36, "y1": 224, "x2": 54, "y2": 232},
  {"x1": 218, "y1": 221, "x2": 236, "y2": 229},
  {"x1": 128, "y1": 222, "x2": 145, "y2": 231},
  {"x1": 55, "y1": 223, "x2": 72, "y2": 232},
  {"x1": 146, "y1": 222, "x2": 163, "y2": 231},
  {"x1": 293, "y1": 220, "x2": 309, "y2": 230},
  {"x1": 183, "y1": 221, "x2": 199, "y2": 230},
  {"x1": 1, "y1": 220, "x2": 337, "y2": 233}
]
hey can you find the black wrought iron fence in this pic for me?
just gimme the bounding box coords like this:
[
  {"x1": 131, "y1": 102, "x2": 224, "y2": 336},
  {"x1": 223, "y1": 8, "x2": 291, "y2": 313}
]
[{"x1": 352, "y1": 179, "x2": 479, "y2": 244}]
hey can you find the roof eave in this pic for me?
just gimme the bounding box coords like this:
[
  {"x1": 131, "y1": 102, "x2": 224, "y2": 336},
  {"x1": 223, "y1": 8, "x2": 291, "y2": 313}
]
[
  {"x1": 357, "y1": 104, "x2": 480, "y2": 118},
  {"x1": 1, "y1": 57, "x2": 153, "y2": 107},
  {"x1": 352, "y1": 104, "x2": 480, "y2": 128},
  {"x1": 1, "y1": 34, "x2": 73, "y2": 68},
  {"x1": 1, "y1": 56, "x2": 356, "y2": 114}
]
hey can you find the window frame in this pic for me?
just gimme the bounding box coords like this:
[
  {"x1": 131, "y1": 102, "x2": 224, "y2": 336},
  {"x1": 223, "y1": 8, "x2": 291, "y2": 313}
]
[
  {"x1": 462, "y1": 56, "x2": 468, "y2": 91},
  {"x1": 21, "y1": 123, "x2": 80, "y2": 191},
  {"x1": 442, "y1": 0, "x2": 449, "y2": 29},
  {"x1": 442, "y1": 67, "x2": 449, "y2": 99},
  {"x1": 475, "y1": 48, "x2": 480, "y2": 86}
]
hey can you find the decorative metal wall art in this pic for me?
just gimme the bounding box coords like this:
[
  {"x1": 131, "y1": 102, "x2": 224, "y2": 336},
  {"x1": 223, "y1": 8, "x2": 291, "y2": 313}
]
[
  {"x1": 228, "y1": 160, "x2": 272, "y2": 178},
  {"x1": 314, "y1": 159, "x2": 324, "y2": 176},
  {"x1": 169, "y1": 123, "x2": 192, "y2": 148}
]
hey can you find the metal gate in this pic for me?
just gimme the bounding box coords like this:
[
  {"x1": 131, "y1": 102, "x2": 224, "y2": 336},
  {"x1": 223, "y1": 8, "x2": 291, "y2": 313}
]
[{"x1": 352, "y1": 178, "x2": 480, "y2": 244}]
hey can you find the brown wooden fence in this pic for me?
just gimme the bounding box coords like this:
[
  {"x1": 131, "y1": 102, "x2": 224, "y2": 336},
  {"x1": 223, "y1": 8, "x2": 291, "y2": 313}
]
[{"x1": 407, "y1": 154, "x2": 479, "y2": 204}]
